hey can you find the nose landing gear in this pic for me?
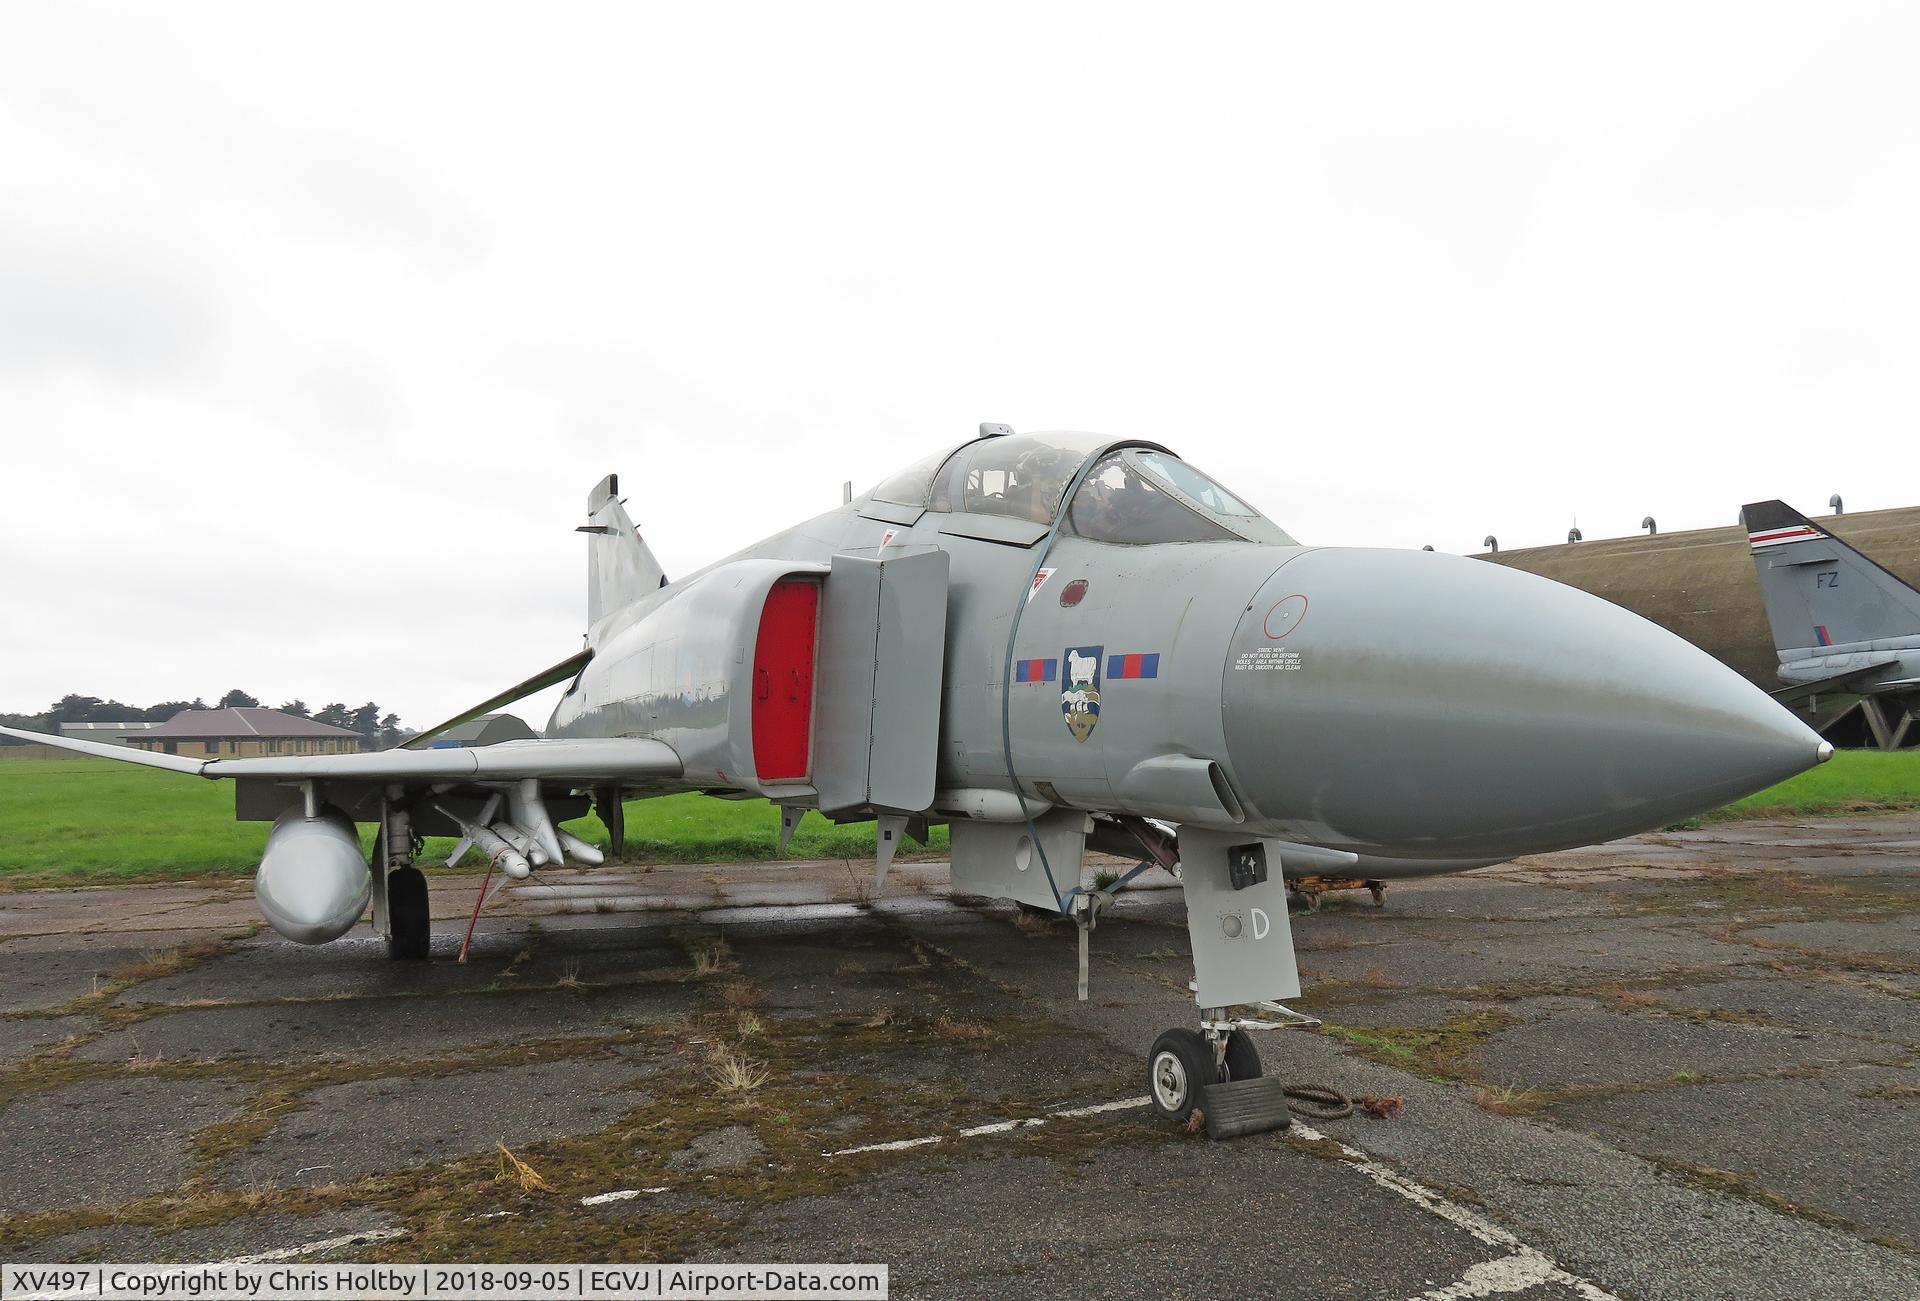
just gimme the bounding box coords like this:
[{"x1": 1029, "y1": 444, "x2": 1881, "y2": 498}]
[
  {"x1": 1147, "y1": 1021, "x2": 1265, "y2": 1123},
  {"x1": 1153, "y1": 827, "x2": 1313, "y2": 1137}
]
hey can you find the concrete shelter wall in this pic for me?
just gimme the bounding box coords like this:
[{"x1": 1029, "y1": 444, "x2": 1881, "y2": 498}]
[{"x1": 1479, "y1": 505, "x2": 1920, "y2": 687}]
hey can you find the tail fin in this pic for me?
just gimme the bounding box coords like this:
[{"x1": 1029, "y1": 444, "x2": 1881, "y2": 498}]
[
  {"x1": 1740, "y1": 500, "x2": 1920, "y2": 654},
  {"x1": 580, "y1": 474, "x2": 667, "y2": 629}
]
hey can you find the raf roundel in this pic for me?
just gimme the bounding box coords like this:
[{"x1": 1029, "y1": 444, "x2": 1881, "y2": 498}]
[
  {"x1": 1264, "y1": 594, "x2": 1309, "y2": 640},
  {"x1": 1059, "y1": 578, "x2": 1089, "y2": 607}
]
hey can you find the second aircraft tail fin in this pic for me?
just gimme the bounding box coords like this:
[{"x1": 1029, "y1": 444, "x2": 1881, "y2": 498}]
[{"x1": 1740, "y1": 500, "x2": 1920, "y2": 655}]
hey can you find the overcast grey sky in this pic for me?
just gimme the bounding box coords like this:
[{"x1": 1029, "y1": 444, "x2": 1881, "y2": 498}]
[{"x1": 3, "y1": 3, "x2": 1917, "y2": 728}]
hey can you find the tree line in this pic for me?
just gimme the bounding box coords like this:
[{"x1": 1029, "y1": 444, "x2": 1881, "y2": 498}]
[{"x1": 1, "y1": 691, "x2": 408, "y2": 747}]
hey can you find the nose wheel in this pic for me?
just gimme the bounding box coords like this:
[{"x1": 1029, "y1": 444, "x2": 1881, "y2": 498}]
[
  {"x1": 1148, "y1": 1028, "x2": 1211, "y2": 1121},
  {"x1": 1146, "y1": 1025, "x2": 1263, "y2": 1123}
]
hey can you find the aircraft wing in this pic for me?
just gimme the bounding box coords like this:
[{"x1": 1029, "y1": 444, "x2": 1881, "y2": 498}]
[
  {"x1": 0, "y1": 725, "x2": 681, "y2": 784},
  {"x1": 0, "y1": 725, "x2": 208, "y2": 773}
]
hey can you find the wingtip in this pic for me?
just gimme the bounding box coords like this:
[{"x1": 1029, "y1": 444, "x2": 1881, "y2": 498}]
[{"x1": 0, "y1": 723, "x2": 207, "y2": 775}]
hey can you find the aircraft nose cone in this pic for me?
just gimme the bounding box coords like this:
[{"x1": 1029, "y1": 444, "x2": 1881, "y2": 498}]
[{"x1": 1223, "y1": 548, "x2": 1827, "y2": 859}]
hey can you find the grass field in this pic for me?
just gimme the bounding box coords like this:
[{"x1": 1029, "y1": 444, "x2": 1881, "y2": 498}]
[
  {"x1": 1704, "y1": 749, "x2": 1920, "y2": 822},
  {"x1": 0, "y1": 760, "x2": 946, "y2": 883},
  {"x1": 0, "y1": 751, "x2": 1913, "y2": 884}
]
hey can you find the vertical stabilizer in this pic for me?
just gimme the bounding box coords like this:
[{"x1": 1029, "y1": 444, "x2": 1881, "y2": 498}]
[
  {"x1": 581, "y1": 474, "x2": 667, "y2": 628},
  {"x1": 1740, "y1": 500, "x2": 1920, "y2": 654}
]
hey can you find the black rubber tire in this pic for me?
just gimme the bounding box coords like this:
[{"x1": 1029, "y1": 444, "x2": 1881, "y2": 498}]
[
  {"x1": 1147, "y1": 1027, "x2": 1217, "y2": 1123},
  {"x1": 1222, "y1": 1028, "x2": 1262, "y2": 1083},
  {"x1": 386, "y1": 866, "x2": 431, "y2": 961}
]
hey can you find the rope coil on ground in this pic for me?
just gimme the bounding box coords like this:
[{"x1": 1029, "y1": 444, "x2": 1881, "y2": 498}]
[
  {"x1": 1281, "y1": 1086, "x2": 1405, "y2": 1121},
  {"x1": 1283, "y1": 1085, "x2": 1356, "y2": 1120}
]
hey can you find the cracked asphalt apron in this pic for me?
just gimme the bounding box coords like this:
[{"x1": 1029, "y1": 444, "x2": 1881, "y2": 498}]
[{"x1": 1, "y1": 815, "x2": 1917, "y2": 1299}]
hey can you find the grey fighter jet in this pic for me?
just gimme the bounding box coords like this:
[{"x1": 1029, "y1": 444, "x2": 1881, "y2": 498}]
[
  {"x1": 5, "y1": 427, "x2": 1829, "y2": 1125},
  {"x1": 1741, "y1": 499, "x2": 1920, "y2": 749}
]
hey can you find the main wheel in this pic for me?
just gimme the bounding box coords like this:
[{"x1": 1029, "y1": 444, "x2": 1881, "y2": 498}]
[
  {"x1": 1147, "y1": 1028, "x2": 1217, "y2": 1123},
  {"x1": 386, "y1": 866, "x2": 431, "y2": 961},
  {"x1": 1222, "y1": 1028, "x2": 1262, "y2": 1082}
]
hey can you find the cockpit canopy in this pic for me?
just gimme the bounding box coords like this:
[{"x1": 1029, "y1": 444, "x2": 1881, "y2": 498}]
[{"x1": 864, "y1": 431, "x2": 1292, "y2": 546}]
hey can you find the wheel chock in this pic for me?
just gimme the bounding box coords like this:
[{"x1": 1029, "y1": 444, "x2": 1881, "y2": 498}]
[{"x1": 1198, "y1": 1077, "x2": 1295, "y2": 1140}]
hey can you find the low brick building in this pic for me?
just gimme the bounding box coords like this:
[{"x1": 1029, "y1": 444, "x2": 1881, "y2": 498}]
[
  {"x1": 128, "y1": 707, "x2": 365, "y2": 758},
  {"x1": 59, "y1": 721, "x2": 165, "y2": 746}
]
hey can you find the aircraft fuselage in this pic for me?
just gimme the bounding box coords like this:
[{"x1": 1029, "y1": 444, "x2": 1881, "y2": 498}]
[{"x1": 553, "y1": 490, "x2": 1826, "y2": 878}]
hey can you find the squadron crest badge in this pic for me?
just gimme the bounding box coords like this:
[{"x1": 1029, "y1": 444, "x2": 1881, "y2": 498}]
[{"x1": 1061, "y1": 645, "x2": 1103, "y2": 742}]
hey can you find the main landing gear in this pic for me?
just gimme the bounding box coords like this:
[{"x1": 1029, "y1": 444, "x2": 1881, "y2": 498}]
[
  {"x1": 386, "y1": 867, "x2": 430, "y2": 960},
  {"x1": 374, "y1": 798, "x2": 432, "y2": 961}
]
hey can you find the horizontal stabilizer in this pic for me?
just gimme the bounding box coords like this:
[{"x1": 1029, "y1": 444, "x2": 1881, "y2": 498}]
[
  {"x1": 404, "y1": 649, "x2": 594, "y2": 750},
  {"x1": 1770, "y1": 663, "x2": 1901, "y2": 705}
]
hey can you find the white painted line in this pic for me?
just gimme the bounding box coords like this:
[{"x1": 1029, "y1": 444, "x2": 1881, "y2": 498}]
[
  {"x1": 957, "y1": 1118, "x2": 1043, "y2": 1138},
  {"x1": 580, "y1": 1186, "x2": 669, "y2": 1205},
  {"x1": 1291, "y1": 1123, "x2": 1620, "y2": 1301},
  {"x1": 825, "y1": 1133, "x2": 945, "y2": 1156},
  {"x1": 824, "y1": 1096, "x2": 1149, "y2": 1157},
  {"x1": 219, "y1": 1227, "x2": 409, "y2": 1264},
  {"x1": 1052, "y1": 1095, "x2": 1150, "y2": 1118},
  {"x1": 1412, "y1": 1251, "x2": 1568, "y2": 1300},
  {"x1": 818, "y1": 1097, "x2": 1613, "y2": 1300}
]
